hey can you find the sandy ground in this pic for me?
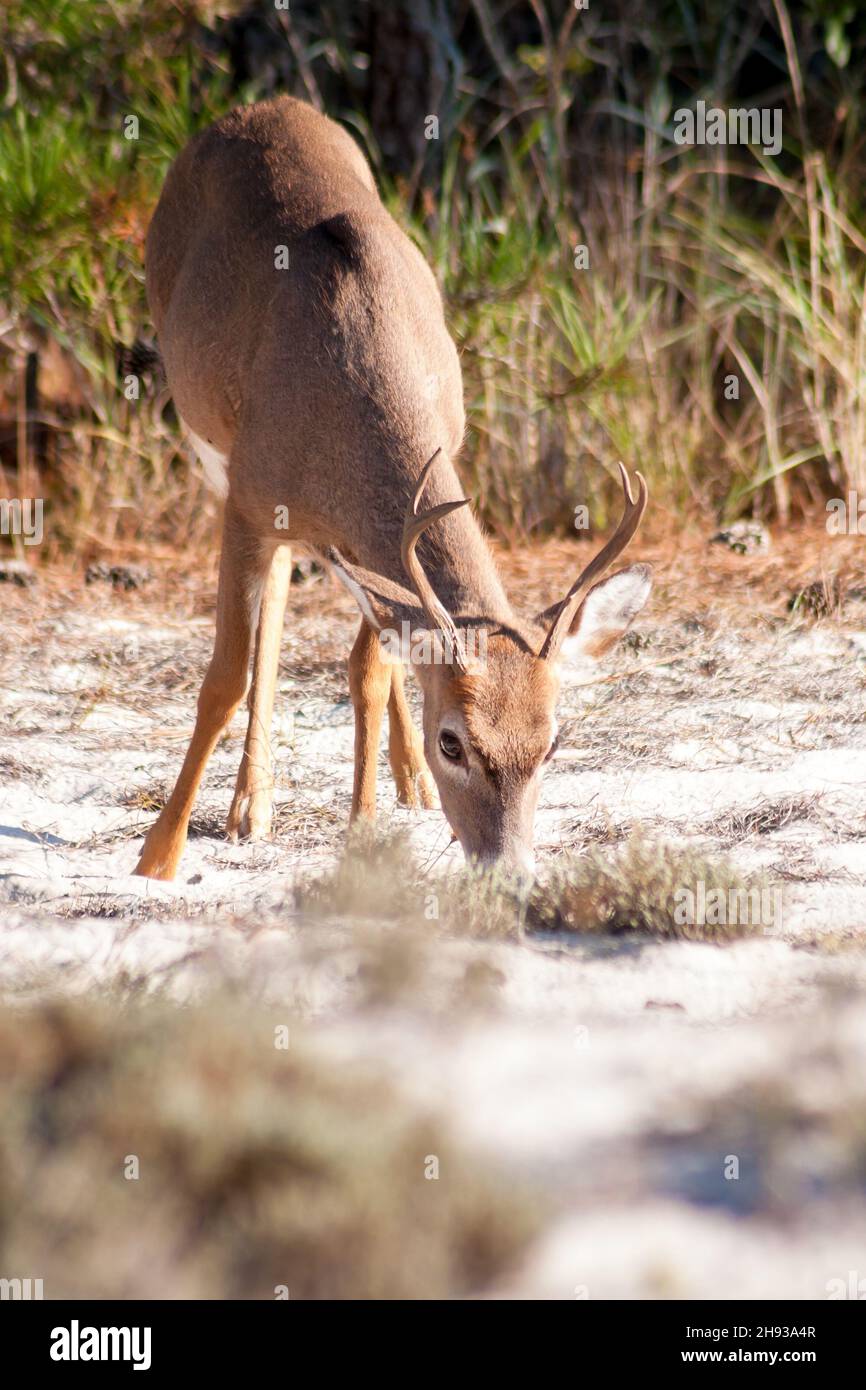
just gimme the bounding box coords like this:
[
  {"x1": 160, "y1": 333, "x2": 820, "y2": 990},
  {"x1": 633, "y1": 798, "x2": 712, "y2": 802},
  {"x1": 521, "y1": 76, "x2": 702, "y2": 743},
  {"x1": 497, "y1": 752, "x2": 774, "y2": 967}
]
[{"x1": 2, "y1": 531, "x2": 866, "y2": 1298}]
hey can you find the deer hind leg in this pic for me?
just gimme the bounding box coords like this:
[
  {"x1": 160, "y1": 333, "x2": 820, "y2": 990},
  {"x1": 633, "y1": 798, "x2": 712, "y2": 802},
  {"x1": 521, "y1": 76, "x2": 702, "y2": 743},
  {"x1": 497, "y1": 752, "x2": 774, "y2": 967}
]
[
  {"x1": 348, "y1": 617, "x2": 393, "y2": 822},
  {"x1": 226, "y1": 544, "x2": 292, "y2": 842},
  {"x1": 134, "y1": 503, "x2": 269, "y2": 881},
  {"x1": 386, "y1": 662, "x2": 436, "y2": 809}
]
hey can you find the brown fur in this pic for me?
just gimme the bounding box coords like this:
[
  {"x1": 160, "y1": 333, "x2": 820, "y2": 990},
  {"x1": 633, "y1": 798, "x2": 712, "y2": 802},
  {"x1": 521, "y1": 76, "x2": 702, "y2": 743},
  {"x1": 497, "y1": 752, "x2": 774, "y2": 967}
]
[
  {"x1": 133, "y1": 97, "x2": 649, "y2": 881},
  {"x1": 451, "y1": 639, "x2": 559, "y2": 779}
]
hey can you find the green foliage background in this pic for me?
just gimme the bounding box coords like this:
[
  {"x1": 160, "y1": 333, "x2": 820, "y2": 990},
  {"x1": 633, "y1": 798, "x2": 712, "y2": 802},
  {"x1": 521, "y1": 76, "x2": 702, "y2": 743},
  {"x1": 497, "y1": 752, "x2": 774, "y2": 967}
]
[{"x1": 1, "y1": 0, "x2": 865, "y2": 551}]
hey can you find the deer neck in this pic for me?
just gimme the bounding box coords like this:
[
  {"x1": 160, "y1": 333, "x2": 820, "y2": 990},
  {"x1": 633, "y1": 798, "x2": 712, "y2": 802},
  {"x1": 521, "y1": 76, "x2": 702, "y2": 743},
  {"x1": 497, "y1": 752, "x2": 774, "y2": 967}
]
[
  {"x1": 348, "y1": 485, "x2": 513, "y2": 627},
  {"x1": 347, "y1": 437, "x2": 516, "y2": 627},
  {"x1": 419, "y1": 502, "x2": 514, "y2": 626}
]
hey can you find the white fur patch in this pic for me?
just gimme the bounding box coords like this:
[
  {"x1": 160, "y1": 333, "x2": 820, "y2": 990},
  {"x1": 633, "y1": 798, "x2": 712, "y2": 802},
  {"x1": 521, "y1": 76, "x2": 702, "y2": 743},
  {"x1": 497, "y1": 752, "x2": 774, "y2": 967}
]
[
  {"x1": 185, "y1": 426, "x2": 229, "y2": 498},
  {"x1": 563, "y1": 566, "x2": 652, "y2": 665},
  {"x1": 329, "y1": 554, "x2": 381, "y2": 630}
]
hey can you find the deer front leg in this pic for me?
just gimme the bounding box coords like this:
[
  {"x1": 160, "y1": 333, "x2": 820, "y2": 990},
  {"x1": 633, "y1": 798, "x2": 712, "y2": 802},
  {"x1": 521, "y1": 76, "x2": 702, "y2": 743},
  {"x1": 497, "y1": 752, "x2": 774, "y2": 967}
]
[
  {"x1": 226, "y1": 544, "x2": 292, "y2": 841},
  {"x1": 134, "y1": 504, "x2": 268, "y2": 881},
  {"x1": 348, "y1": 618, "x2": 392, "y2": 822},
  {"x1": 387, "y1": 662, "x2": 436, "y2": 809}
]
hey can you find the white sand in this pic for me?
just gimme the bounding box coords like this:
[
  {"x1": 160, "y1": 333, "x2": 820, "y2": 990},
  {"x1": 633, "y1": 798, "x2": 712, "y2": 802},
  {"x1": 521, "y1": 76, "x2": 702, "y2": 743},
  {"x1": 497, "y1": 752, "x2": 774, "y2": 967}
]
[{"x1": 2, "y1": 596, "x2": 866, "y2": 1298}]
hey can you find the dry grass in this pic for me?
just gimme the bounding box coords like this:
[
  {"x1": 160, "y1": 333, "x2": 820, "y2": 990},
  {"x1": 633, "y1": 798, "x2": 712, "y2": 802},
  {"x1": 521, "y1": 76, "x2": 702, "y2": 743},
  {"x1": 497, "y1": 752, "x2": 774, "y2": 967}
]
[
  {"x1": 297, "y1": 830, "x2": 529, "y2": 941},
  {"x1": 699, "y1": 794, "x2": 828, "y2": 846},
  {"x1": 297, "y1": 826, "x2": 424, "y2": 924},
  {"x1": 0, "y1": 534, "x2": 862, "y2": 935},
  {"x1": 54, "y1": 892, "x2": 218, "y2": 924},
  {"x1": 528, "y1": 834, "x2": 768, "y2": 943},
  {"x1": 298, "y1": 830, "x2": 770, "y2": 945},
  {"x1": 0, "y1": 993, "x2": 541, "y2": 1299}
]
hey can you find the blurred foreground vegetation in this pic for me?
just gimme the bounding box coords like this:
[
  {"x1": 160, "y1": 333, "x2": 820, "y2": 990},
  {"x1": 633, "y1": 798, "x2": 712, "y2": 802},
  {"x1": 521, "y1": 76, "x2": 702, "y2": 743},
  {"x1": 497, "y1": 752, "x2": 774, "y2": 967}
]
[
  {"x1": 2, "y1": 0, "x2": 866, "y2": 556},
  {"x1": 0, "y1": 990, "x2": 539, "y2": 1297},
  {"x1": 0, "y1": 831, "x2": 777, "y2": 1296}
]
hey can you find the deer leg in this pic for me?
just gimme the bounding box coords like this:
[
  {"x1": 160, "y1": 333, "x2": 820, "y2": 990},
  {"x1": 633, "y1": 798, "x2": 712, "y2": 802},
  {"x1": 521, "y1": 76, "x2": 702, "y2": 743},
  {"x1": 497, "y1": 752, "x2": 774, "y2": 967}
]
[
  {"x1": 387, "y1": 662, "x2": 437, "y2": 809},
  {"x1": 348, "y1": 618, "x2": 392, "y2": 822},
  {"x1": 226, "y1": 544, "x2": 292, "y2": 841},
  {"x1": 134, "y1": 505, "x2": 268, "y2": 881}
]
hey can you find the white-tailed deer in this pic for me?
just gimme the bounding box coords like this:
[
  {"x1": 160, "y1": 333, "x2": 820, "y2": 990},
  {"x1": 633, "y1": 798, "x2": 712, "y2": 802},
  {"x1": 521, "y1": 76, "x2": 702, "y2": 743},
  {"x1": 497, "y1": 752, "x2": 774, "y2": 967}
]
[{"x1": 134, "y1": 96, "x2": 651, "y2": 881}]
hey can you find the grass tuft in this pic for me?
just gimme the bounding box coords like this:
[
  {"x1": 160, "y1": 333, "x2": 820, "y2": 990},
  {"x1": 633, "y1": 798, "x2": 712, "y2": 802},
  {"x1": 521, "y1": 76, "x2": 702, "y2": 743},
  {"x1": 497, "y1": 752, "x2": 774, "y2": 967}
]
[
  {"x1": 527, "y1": 834, "x2": 770, "y2": 943},
  {"x1": 0, "y1": 993, "x2": 541, "y2": 1299},
  {"x1": 298, "y1": 830, "x2": 770, "y2": 945}
]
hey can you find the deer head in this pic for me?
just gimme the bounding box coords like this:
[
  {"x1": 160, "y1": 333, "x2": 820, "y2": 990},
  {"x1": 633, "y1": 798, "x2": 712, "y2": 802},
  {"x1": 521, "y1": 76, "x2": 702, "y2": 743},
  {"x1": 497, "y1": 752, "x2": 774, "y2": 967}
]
[{"x1": 330, "y1": 456, "x2": 651, "y2": 873}]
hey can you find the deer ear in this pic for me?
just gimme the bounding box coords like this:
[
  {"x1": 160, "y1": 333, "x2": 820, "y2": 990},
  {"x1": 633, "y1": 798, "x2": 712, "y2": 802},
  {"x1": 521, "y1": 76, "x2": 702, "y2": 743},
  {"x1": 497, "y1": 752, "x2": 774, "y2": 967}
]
[
  {"x1": 557, "y1": 564, "x2": 652, "y2": 661},
  {"x1": 327, "y1": 548, "x2": 422, "y2": 632}
]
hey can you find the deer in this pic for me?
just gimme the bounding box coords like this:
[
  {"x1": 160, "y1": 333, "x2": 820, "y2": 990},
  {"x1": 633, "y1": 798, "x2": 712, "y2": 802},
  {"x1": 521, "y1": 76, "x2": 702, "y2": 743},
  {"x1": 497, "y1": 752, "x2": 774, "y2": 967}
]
[{"x1": 133, "y1": 95, "x2": 651, "y2": 883}]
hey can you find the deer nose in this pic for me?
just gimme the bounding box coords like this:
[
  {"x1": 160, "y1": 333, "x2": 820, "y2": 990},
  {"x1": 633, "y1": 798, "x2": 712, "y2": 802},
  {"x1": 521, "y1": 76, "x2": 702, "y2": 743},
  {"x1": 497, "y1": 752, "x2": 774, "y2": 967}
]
[
  {"x1": 474, "y1": 845, "x2": 535, "y2": 878},
  {"x1": 510, "y1": 847, "x2": 536, "y2": 877}
]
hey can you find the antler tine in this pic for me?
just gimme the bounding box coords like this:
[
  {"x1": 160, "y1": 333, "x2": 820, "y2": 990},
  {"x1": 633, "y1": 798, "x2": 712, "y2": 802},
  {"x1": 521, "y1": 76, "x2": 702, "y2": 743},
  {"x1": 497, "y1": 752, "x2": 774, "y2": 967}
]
[
  {"x1": 539, "y1": 463, "x2": 648, "y2": 661},
  {"x1": 401, "y1": 449, "x2": 471, "y2": 672},
  {"x1": 410, "y1": 449, "x2": 443, "y2": 516}
]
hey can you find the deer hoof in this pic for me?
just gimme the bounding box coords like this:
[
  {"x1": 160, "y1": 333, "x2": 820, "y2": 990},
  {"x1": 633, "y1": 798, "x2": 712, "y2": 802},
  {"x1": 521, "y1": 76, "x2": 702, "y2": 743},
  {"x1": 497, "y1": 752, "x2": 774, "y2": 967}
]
[{"x1": 226, "y1": 791, "x2": 273, "y2": 842}]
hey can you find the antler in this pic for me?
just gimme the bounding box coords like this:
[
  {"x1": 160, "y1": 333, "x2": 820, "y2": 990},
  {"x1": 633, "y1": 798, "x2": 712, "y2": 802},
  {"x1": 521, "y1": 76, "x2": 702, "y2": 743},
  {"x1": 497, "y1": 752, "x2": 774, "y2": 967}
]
[
  {"x1": 539, "y1": 462, "x2": 648, "y2": 661},
  {"x1": 402, "y1": 449, "x2": 471, "y2": 673}
]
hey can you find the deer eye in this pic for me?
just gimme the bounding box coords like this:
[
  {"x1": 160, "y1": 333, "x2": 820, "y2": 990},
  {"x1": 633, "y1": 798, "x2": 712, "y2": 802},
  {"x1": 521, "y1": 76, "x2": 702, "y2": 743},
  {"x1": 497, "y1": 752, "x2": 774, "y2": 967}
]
[
  {"x1": 544, "y1": 735, "x2": 560, "y2": 764},
  {"x1": 439, "y1": 730, "x2": 463, "y2": 761}
]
